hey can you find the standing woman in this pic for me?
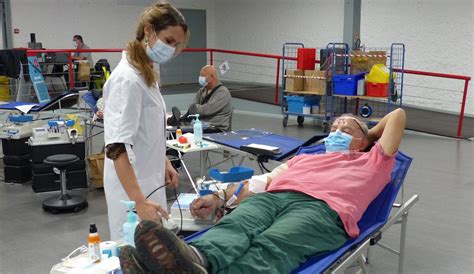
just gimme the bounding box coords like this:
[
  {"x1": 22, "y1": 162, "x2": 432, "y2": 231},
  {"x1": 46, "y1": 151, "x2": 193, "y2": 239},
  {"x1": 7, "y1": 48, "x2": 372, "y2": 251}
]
[{"x1": 103, "y1": 3, "x2": 188, "y2": 240}]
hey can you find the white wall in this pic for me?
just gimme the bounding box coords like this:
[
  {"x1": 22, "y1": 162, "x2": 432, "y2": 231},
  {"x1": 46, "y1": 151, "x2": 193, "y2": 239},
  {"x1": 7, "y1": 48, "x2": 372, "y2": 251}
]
[
  {"x1": 170, "y1": 0, "x2": 474, "y2": 121},
  {"x1": 10, "y1": 0, "x2": 216, "y2": 68},
  {"x1": 212, "y1": 0, "x2": 344, "y2": 85},
  {"x1": 214, "y1": 0, "x2": 344, "y2": 53},
  {"x1": 9, "y1": 0, "x2": 473, "y2": 114},
  {"x1": 361, "y1": 0, "x2": 473, "y2": 115},
  {"x1": 210, "y1": 0, "x2": 472, "y2": 115}
]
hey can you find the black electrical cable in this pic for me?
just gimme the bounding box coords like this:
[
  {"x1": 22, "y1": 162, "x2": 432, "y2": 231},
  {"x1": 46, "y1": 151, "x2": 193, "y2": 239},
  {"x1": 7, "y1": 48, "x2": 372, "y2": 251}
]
[
  {"x1": 173, "y1": 187, "x2": 183, "y2": 233},
  {"x1": 145, "y1": 183, "x2": 169, "y2": 199},
  {"x1": 144, "y1": 184, "x2": 182, "y2": 233},
  {"x1": 258, "y1": 161, "x2": 271, "y2": 173}
]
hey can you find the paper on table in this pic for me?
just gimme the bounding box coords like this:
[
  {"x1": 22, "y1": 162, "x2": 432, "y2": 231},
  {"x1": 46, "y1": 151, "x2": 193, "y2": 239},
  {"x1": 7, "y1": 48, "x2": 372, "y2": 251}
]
[
  {"x1": 15, "y1": 104, "x2": 36, "y2": 114},
  {"x1": 247, "y1": 143, "x2": 280, "y2": 151}
]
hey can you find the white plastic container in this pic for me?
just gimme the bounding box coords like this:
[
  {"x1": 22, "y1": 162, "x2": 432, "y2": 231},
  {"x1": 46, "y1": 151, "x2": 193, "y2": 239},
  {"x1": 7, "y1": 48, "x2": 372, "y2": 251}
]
[
  {"x1": 357, "y1": 79, "x2": 365, "y2": 96},
  {"x1": 303, "y1": 104, "x2": 311, "y2": 115}
]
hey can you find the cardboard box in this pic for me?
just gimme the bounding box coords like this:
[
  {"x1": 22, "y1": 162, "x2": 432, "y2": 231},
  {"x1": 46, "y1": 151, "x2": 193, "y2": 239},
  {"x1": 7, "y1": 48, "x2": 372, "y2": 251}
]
[
  {"x1": 88, "y1": 153, "x2": 104, "y2": 188},
  {"x1": 77, "y1": 61, "x2": 91, "y2": 81},
  {"x1": 285, "y1": 69, "x2": 304, "y2": 91},
  {"x1": 303, "y1": 70, "x2": 326, "y2": 95},
  {"x1": 350, "y1": 50, "x2": 387, "y2": 74}
]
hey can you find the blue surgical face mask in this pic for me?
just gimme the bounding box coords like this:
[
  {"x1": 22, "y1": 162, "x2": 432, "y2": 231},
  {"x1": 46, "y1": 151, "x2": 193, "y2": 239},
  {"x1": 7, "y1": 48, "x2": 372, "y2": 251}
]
[
  {"x1": 325, "y1": 129, "x2": 353, "y2": 153},
  {"x1": 198, "y1": 76, "x2": 208, "y2": 87},
  {"x1": 146, "y1": 37, "x2": 176, "y2": 64}
]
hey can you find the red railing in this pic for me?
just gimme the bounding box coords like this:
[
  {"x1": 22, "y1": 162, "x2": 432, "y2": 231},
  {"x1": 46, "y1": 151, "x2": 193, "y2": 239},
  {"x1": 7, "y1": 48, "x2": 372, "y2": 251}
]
[
  {"x1": 27, "y1": 48, "x2": 471, "y2": 138},
  {"x1": 395, "y1": 69, "x2": 471, "y2": 138},
  {"x1": 201, "y1": 49, "x2": 471, "y2": 138},
  {"x1": 183, "y1": 48, "x2": 297, "y2": 104}
]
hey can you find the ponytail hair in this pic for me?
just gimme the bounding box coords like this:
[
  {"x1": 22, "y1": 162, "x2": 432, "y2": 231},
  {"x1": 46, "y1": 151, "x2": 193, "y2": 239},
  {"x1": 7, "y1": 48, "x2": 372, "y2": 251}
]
[{"x1": 127, "y1": 3, "x2": 188, "y2": 87}]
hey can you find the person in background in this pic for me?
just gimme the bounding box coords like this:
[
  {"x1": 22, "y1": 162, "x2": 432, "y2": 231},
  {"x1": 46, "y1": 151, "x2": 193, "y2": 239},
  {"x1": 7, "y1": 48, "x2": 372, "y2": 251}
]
[
  {"x1": 72, "y1": 34, "x2": 94, "y2": 67},
  {"x1": 167, "y1": 65, "x2": 233, "y2": 133},
  {"x1": 65, "y1": 35, "x2": 94, "y2": 88}
]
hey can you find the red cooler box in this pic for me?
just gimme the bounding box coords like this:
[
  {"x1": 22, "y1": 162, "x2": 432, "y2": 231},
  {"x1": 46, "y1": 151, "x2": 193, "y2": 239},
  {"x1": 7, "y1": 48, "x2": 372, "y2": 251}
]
[{"x1": 297, "y1": 48, "x2": 316, "y2": 70}]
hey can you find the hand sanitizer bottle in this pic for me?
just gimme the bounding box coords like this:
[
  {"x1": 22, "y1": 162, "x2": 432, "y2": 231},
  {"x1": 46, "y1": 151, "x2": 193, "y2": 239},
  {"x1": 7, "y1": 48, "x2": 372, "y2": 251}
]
[
  {"x1": 188, "y1": 114, "x2": 203, "y2": 147},
  {"x1": 121, "y1": 200, "x2": 139, "y2": 247}
]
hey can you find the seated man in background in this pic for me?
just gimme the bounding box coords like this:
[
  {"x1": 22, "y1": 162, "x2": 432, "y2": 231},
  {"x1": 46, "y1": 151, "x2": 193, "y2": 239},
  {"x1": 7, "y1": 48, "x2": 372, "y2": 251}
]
[
  {"x1": 167, "y1": 65, "x2": 233, "y2": 133},
  {"x1": 121, "y1": 108, "x2": 407, "y2": 274}
]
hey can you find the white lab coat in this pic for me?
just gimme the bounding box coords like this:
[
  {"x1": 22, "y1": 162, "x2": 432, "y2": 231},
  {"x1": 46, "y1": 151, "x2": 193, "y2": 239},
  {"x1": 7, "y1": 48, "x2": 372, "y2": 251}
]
[{"x1": 103, "y1": 52, "x2": 167, "y2": 240}]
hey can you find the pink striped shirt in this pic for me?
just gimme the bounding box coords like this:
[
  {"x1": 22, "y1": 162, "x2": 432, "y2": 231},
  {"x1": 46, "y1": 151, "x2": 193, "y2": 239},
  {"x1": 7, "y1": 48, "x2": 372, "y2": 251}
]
[{"x1": 267, "y1": 143, "x2": 395, "y2": 237}]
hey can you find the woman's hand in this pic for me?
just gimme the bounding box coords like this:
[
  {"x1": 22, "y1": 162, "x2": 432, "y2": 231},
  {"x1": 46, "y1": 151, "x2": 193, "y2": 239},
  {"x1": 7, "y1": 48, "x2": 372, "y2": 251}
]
[
  {"x1": 96, "y1": 110, "x2": 104, "y2": 119},
  {"x1": 165, "y1": 159, "x2": 179, "y2": 188},
  {"x1": 135, "y1": 199, "x2": 168, "y2": 222}
]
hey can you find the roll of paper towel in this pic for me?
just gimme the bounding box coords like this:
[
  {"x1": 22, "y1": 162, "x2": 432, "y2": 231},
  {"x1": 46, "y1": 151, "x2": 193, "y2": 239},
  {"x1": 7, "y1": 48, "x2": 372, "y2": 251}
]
[{"x1": 100, "y1": 241, "x2": 118, "y2": 258}]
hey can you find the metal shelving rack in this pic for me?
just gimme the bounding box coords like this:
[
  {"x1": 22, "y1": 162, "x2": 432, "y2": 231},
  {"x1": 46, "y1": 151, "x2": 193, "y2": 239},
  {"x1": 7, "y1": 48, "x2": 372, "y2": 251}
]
[
  {"x1": 327, "y1": 42, "x2": 406, "y2": 126},
  {"x1": 280, "y1": 42, "x2": 405, "y2": 130},
  {"x1": 280, "y1": 43, "x2": 332, "y2": 131}
]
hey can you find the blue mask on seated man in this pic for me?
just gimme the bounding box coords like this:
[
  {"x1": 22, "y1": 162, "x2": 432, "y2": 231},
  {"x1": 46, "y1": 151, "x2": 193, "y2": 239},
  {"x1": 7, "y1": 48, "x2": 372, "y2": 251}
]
[
  {"x1": 324, "y1": 129, "x2": 353, "y2": 153},
  {"x1": 198, "y1": 76, "x2": 208, "y2": 87}
]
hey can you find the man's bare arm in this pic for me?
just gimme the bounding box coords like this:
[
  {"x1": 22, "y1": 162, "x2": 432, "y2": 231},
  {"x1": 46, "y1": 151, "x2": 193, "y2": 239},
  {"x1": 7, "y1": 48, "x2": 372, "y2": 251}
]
[
  {"x1": 368, "y1": 108, "x2": 406, "y2": 156},
  {"x1": 221, "y1": 162, "x2": 289, "y2": 205}
]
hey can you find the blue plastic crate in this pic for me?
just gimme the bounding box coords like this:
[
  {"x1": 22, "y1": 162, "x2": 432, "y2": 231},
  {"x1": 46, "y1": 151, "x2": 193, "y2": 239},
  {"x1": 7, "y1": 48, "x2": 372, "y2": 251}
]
[
  {"x1": 286, "y1": 95, "x2": 320, "y2": 114},
  {"x1": 208, "y1": 166, "x2": 254, "y2": 182},
  {"x1": 333, "y1": 73, "x2": 365, "y2": 96}
]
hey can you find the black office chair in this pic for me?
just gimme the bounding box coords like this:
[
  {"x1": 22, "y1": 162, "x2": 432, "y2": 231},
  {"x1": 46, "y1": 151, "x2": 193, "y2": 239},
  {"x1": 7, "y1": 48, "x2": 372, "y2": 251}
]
[{"x1": 42, "y1": 154, "x2": 88, "y2": 214}]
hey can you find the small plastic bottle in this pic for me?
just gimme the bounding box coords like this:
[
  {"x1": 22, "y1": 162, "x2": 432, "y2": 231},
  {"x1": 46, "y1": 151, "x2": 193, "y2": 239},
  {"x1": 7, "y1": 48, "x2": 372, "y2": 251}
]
[
  {"x1": 88, "y1": 223, "x2": 101, "y2": 263},
  {"x1": 176, "y1": 128, "x2": 182, "y2": 139},
  {"x1": 194, "y1": 116, "x2": 203, "y2": 147}
]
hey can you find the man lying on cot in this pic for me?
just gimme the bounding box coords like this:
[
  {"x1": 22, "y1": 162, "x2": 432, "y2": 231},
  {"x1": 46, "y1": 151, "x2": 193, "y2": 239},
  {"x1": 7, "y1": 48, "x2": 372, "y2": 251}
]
[{"x1": 119, "y1": 108, "x2": 407, "y2": 274}]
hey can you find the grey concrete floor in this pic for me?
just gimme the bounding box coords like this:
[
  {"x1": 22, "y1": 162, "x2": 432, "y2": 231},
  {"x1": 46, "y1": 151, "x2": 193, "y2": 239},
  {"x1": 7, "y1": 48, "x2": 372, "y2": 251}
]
[{"x1": 0, "y1": 112, "x2": 473, "y2": 274}]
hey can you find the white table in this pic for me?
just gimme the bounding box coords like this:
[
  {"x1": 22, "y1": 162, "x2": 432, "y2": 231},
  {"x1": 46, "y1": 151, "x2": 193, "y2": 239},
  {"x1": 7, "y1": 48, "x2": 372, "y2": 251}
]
[{"x1": 166, "y1": 140, "x2": 219, "y2": 190}]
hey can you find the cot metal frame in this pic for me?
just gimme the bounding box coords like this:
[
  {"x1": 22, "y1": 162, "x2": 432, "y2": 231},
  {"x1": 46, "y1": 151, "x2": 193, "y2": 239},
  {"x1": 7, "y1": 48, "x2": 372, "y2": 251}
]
[{"x1": 324, "y1": 195, "x2": 419, "y2": 274}]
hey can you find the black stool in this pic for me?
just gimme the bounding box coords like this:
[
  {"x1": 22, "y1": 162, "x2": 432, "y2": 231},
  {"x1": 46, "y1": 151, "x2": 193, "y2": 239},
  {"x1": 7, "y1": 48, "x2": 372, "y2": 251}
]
[{"x1": 42, "y1": 154, "x2": 88, "y2": 213}]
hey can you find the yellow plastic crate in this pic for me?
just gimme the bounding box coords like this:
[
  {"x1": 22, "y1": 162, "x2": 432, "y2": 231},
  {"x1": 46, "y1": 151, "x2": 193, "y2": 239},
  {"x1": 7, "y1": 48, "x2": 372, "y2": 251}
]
[{"x1": 366, "y1": 64, "x2": 395, "y2": 84}]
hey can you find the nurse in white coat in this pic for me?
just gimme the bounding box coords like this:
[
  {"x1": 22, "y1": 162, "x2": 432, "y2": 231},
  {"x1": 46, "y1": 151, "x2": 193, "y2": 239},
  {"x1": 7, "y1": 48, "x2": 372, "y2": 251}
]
[{"x1": 103, "y1": 3, "x2": 188, "y2": 240}]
